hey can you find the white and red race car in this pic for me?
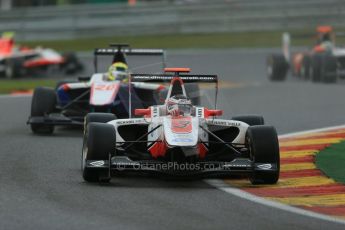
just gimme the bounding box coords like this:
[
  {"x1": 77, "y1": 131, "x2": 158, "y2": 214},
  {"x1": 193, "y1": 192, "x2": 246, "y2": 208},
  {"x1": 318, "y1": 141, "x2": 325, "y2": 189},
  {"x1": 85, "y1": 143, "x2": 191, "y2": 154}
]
[
  {"x1": 0, "y1": 35, "x2": 82, "y2": 78},
  {"x1": 81, "y1": 68, "x2": 280, "y2": 184}
]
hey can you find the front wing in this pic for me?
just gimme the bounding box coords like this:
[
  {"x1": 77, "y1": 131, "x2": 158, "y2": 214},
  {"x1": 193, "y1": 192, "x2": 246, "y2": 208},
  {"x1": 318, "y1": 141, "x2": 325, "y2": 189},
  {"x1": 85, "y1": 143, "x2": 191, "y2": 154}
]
[
  {"x1": 27, "y1": 113, "x2": 84, "y2": 126},
  {"x1": 85, "y1": 156, "x2": 278, "y2": 176}
]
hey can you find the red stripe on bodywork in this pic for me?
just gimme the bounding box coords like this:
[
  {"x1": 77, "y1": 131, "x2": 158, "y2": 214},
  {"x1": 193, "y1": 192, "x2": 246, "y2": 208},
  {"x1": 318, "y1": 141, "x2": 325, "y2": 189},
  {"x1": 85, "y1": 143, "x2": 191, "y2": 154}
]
[
  {"x1": 90, "y1": 82, "x2": 120, "y2": 106},
  {"x1": 149, "y1": 142, "x2": 167, "y2": 158},
  {"x1": 24, "y1": 58, "x2": 64, "y2": 68},
  {"x1": 198, "y1": 143, "x2": 208, "y2": 159}
]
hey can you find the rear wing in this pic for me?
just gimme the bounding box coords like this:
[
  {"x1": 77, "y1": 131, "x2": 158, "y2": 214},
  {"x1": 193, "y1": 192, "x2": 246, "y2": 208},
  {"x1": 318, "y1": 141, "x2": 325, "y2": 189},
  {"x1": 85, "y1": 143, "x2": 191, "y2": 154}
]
[
  {"x1": 94, "y1": 48, "x2": 165, "y2": 56},
  {"x1": 128, "y1": 73, "x2": 219, "y2": 118},
  {"x1": 130, "y1": 74, "x2": 218, "y2": 83},
  {"x1": 93, "y1": 46, "x2": 167, "y2": 72}
]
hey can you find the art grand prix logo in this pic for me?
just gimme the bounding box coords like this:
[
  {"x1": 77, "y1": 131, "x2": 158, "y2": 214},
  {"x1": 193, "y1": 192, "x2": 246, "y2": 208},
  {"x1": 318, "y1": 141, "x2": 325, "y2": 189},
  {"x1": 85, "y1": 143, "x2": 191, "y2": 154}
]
[
  {"x1": 171, "y1": 117, "x2": 193, "y2": 133},
  {"x1": 173, "y1": 120, "x2": 190, "y2": 128}
]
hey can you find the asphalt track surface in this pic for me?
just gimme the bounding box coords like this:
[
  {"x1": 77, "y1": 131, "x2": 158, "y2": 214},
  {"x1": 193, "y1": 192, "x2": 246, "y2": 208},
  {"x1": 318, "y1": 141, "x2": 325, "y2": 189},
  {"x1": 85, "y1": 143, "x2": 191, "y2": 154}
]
[{"x1": 2, "y1": 49, "x2": 345, "y2": 230}]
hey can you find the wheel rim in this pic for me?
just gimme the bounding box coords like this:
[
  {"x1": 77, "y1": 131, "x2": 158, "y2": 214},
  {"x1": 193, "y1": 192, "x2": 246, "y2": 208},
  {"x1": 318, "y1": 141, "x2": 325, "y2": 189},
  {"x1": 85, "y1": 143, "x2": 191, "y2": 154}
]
[
  {"x1": 81, "y1": 133, "x2": 88, "y2": 171},
  {"x1": 267, "y1": 65, "x2": 273, "y2": 77},
  {"x1": 247, "y1": 132, "x2": 263, "y2": 183}
]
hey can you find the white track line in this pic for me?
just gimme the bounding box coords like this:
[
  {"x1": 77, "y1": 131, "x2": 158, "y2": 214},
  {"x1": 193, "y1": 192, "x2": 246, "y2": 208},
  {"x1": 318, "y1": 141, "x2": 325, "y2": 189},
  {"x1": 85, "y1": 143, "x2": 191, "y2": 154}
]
[
  {"x1": 206, "y1": 179, "x2": 345, "y2": 225},
  {"x1": 206, "y1": 124, "x2": 345, "y2": 225}
]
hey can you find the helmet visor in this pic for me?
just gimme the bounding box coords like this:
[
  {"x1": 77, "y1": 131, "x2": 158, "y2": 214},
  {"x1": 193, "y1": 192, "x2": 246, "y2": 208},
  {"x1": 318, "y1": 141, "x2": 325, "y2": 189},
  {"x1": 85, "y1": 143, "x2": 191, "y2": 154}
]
[
  {"x1": 110, "y1": 70, "x2": 128, "y2": 81},
  {"x1": 178, "y1": 104, "x2": 192, "y2": 115}
]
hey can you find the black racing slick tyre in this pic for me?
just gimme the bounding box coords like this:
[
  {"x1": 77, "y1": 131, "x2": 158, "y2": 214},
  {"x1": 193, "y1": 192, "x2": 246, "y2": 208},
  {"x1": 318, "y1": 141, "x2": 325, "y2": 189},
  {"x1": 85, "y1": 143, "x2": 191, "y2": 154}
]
[
  {"x1": 185, "y1": 83, "x2": 201, "y2": 105},
  {"x1": 4, "y1": 59, "x2": 24, "y2": 79},
  {"x1": 85, "y1": 113, "x2": 117, "y2": 124},
  {"x1": 30, "y1": 87, "x2": 57, "y2": 134},
  {"x1": 321, "y1": 54, "x2": 337, "y2": 83},
  {"x1": 82, "y1": 123, "x2": 116, "y2": 183},
  {"x1": 231, "y1": 115, "x2": 264, "y2": 126},
  {"x1": 266, "y1": 54, "x2": 289, "y2": 81},
  {"x1": 62, "y1": 52, "x2": 84, "y2": 75},
  {"x1": 84, "y1": 113, "x2": 117, "y2": 132},
  {"x1": 311, "y1": 54, "x2": 322, "y2": 82},
  {"x1": 246, "y1": 126, "x2": 280, "y2": 185}
]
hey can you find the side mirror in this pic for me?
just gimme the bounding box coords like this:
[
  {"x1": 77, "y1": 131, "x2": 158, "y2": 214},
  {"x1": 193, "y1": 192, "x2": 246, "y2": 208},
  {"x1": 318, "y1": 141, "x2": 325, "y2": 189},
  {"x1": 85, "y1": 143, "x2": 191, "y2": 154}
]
[
  {"x1": 135, "y1": 108, "x2": 151, "y2": 116},
  {"x1": 205, "y1": 109, "x2": 223, "y2": 117}
]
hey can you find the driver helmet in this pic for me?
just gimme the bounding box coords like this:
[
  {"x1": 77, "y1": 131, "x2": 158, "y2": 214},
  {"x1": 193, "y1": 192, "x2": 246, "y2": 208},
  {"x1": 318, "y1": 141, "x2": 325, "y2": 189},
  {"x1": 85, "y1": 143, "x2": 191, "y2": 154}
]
[
  {"x1": 166, "y1": 94, "x2": 193, "y2": 116},
  {"x1": 107, "y1": 62, "x2": 129, "y2": 81},
  {"x1": 316, "y1": 26, "x2": 333, "y2": 44}
]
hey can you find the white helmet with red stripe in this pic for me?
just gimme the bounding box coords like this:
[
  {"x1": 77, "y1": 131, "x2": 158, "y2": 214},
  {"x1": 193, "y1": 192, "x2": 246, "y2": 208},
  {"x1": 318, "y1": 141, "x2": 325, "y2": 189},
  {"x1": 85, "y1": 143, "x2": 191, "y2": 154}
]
[{"x1": 166, "y1": 94, "x2": 192, "y2": 117}]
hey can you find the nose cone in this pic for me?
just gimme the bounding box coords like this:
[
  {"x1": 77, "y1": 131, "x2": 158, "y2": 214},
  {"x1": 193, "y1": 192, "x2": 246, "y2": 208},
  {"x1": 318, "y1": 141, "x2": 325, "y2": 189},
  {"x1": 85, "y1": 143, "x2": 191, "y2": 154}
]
[{"x1": 163, "y1": 116, "x2": 199, "y2": 147}]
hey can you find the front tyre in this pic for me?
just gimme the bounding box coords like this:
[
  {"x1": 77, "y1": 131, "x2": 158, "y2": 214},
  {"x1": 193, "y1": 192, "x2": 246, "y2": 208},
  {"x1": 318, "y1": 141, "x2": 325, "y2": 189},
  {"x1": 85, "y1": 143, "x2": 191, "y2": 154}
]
[
  {"x1": 246, "y1": 126, "x2": 280, "y2": 184},
  {"x1": 84, "y1": 113, "x2": 117, "y2": 135},
  {"x1": 82, "y1": 123, "x2": 116, "y2": 183},
  {"x1": 30, "y1": 87, "x2": 57, "y2": 134},
  {"x1": 266, "y1": 54, "x2": 289, "y2": 81}
]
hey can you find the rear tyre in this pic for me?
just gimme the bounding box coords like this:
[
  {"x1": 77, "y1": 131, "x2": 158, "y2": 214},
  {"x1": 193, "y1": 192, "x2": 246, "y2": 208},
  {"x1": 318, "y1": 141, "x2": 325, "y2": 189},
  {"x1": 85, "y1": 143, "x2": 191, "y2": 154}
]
[
  {"x1": 266, "y1": 54, "x2": 289, "y2": 81},
  {"x1": 311, "y1": 54, "x2": 322, "y2": 82},
  {"x1": 62, "y1": 52, "x2": 84, "y2": 75},
  {"x1": 185, "y1": 83, "x2": 200, "y2": 105},
  {"x1": 30, "y1": 87, "x2": 57, "y2": 134},
  {"x1": 321, "y1": 54, "x2": 337, "y2": 83},
  {"x1": 5, "y1": 59, "x2": 24, "y2": 79},
  {"x1": 231, "y1": 115, "x2": 264, "y2": 126},
  {"x1": 82, "y1": 123, "x2": 115, "y2": 183},
  {"x1": 246, "y1": 126, "x2": 280, "y2": 184}
]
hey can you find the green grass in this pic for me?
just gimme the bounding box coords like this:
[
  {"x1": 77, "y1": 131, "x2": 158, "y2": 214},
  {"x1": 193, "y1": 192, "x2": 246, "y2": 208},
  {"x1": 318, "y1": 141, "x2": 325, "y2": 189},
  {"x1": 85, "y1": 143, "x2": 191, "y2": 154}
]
[
  {"x1": 22, "y1": 29, "x2": 345, "y2": 52},
  {"x1": 0, "y1": 79, "x2": 56, "y2": 94},
  {"x1": 316, "y1": 140, "x2": 345, "y2": 184}
]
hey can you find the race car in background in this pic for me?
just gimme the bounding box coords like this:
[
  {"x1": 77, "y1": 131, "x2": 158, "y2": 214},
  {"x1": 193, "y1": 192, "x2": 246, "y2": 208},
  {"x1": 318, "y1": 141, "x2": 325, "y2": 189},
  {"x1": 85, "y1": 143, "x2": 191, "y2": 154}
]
[
  {"x1": 267, "y1": 26, "x2": 345, "y2": 83},
  {"x1": 81, "y1": 68, "x2": 280, "y2": 184},
  {"x1": 27, "y1": 45, "x2": 200, "y2": 134},
  {"x1": 0, "y1": 32, "x2": 83, "y2": 78}
]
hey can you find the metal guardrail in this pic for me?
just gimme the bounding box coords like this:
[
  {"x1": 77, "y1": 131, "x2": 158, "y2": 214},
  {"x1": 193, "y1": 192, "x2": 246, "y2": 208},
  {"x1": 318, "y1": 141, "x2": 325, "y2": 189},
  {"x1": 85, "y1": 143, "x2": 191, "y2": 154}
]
[{"x1": 0, "y1": 0, "x2": 345, "y2": 41}]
